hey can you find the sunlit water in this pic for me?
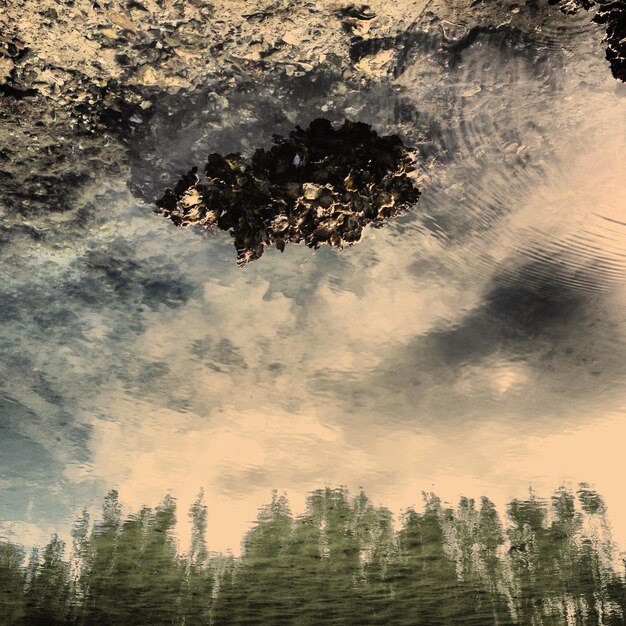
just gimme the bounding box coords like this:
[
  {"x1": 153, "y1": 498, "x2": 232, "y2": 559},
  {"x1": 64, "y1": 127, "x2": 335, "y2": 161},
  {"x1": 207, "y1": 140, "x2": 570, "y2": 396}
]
[{"x1": 1, "y1": 1, "x2": 625, "y2": 581}]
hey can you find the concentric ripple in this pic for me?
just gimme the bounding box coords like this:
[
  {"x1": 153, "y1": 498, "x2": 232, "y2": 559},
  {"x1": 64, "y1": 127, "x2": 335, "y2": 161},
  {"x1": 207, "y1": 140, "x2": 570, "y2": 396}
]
[{"x1": 381, "y1": 0, "x2": 626, "y2": 299}]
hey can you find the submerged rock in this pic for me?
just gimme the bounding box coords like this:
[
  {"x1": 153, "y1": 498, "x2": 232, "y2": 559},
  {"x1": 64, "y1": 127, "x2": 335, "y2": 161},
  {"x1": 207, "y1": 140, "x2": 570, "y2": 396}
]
[{"x1": 156, "y1": 119, "x2": 421, "y2": 265}]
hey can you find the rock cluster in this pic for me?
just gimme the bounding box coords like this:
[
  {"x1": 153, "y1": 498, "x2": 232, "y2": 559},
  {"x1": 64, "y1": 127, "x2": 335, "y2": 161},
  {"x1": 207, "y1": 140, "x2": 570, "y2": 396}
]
[{"x1": 157, "y1": 118, "x2": 420, "y2": 265}]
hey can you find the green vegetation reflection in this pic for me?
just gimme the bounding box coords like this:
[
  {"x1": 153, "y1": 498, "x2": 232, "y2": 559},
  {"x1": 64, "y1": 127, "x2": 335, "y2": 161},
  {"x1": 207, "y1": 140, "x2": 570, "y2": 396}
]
[{"x1": 2, "y1": 485, "x2": 626, "y2": 625}]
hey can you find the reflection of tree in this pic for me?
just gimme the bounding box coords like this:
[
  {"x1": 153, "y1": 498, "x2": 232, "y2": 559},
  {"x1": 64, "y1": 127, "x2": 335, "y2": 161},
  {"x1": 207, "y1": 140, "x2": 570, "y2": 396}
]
[
  {"x1": 68, "y1": 508, "x2": 90, "y2": 623},
  {"x1": 389, "y1": 494, "x2": 487, "y2": 625},
  {"x1": 80, "y1": 489, "x2": 122, "y2": 625},
  {"x1": 445, "y1": 496, "x2": 515, "y2": 625},
  {"x1": 477, "y1": 496, "x2": 516, "y2": 622},
  {"x1": 211, "y1": 555, "x2": 238, "y2": 626},
  {"x1": 307, "y1": 487, "x2": 365, "y2": 623},
  {"x1": 226, "y1": 490, "x2": 294, "y2": 624},
  {"x1": 138, "y1": 495, "x2": 184, "y2": 626},
  {"x1": 1, "y1": 484, "x2": 626, "y2": 625},
  {"x1": 23, "y1": 534, "x2": 70, "y2": 626},
  {"x1": 0, "y1": 542, "x2": 26, "y2": 625},
  {"x1": 507, "y1": 492, "x2": 552, "y2": 623},
  {"x1": 107, "y1": 505, "x2": 150, "y2": 625},
  {"x1": 181, "y1": 491, "x2": 213, "y2": 626},
  {"x1": 574, "y1": 486, "x2": 620, "y2": 625}
]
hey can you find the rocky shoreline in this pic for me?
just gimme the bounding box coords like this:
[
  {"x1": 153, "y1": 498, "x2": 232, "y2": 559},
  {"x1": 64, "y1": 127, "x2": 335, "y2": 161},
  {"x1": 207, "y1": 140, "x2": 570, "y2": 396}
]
[{"x1": 1, "y1": 1, "x2": 620, "y2": 237}]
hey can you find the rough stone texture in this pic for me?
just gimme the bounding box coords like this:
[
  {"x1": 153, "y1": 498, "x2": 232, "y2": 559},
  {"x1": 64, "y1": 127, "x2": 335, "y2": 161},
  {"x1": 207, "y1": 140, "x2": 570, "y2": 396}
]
[{"x1": 156, "y1": 118, "x2": 421, "y2": 264}]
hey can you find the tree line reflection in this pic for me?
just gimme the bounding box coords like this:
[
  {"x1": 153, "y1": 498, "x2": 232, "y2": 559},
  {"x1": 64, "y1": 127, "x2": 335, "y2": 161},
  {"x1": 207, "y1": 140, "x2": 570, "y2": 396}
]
[{"x1": 1, "y1": 485, "x2": 625, "y2": 625}]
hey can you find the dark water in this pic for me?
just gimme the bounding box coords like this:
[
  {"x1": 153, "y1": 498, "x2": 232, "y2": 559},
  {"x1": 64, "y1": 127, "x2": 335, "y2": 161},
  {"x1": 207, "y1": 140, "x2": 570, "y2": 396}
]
[{"x1": 1, "y1": 0, "x2": 626, "y2": 624}]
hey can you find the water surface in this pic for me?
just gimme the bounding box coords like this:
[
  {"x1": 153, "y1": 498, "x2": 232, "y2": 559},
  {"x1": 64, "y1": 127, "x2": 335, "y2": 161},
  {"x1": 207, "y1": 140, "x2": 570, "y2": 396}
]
[{"x1": 1, "y1": 0, "x2": 625, "y2": 580}]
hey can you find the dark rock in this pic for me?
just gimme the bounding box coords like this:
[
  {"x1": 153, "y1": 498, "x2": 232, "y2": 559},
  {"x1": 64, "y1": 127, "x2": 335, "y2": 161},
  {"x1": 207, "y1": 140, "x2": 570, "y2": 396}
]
[
  {"x1": 594, "y1": 1, "x2": 626, "y2": 82},
  {"x1": 0, "y1": 84, "x2": 38, "y2": 99},
  {"x1": 156, "y1": 119, "x2": 421, "y2": 265},
  {"x1": 339, "y1": 5, "x2": 377, "y2": 21}
]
